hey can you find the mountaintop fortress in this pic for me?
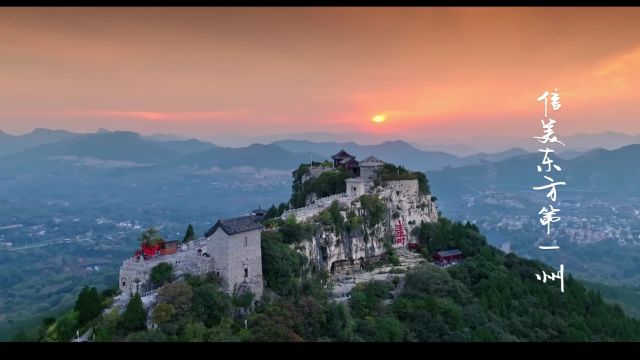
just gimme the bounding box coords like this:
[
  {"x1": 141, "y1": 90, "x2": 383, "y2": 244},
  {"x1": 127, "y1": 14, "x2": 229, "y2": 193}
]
[{"x1": 117, "y1": 150, "x2": 439, "y2": 307}]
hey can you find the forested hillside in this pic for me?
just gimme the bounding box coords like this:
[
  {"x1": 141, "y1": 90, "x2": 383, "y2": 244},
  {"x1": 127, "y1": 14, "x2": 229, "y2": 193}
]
[{"x1": 17, "y1": 217, "x2": 640, "y2": 342}]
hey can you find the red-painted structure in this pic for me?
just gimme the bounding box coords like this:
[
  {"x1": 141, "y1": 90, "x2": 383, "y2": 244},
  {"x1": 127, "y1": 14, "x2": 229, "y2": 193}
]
[
  {"x1": 160, "y1": 241, "x2": 179, "y2": 256},
  {"x1": 135, "y1": 240, "x2": 179, "y2": 260},
  {"x1": 331, "y1": 149, "x2": 360, "y2": 176},
  {"x1": 408, "y1": 241, "x2": 419, "y2": 251},
  {"x1": 433, "y1": 249, "x2": 463, "y2": 266}
]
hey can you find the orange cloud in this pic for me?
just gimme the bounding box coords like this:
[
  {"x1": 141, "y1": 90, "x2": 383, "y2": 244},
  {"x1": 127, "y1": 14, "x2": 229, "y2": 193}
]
[{"x1": 79, "y1": 110, "x2": 250, "y2": 122}]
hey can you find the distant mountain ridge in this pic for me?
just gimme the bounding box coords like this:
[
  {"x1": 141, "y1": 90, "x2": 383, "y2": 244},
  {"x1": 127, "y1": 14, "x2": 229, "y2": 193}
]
[
  {"x1": 428, "y1": 143, "x2": 640, "y2": 199},
  {"x1": 253, "y1": 130, "x2": 640, "y2": 154},
  {"x1": 1, "y1": 131, "x2": 324, "y2": 171},
  {"x1": 2, "y1": 128, "x2": 638, "y2": 171},
  {"x1": 271, "y1": 139, "x2": 532, "y2": 171},
  {"x1": 0, "y1": 128, "x2": 79, "y2": 156},
  {"x1": 15, "y1": 131, "x2": 180, "y2": 164}
]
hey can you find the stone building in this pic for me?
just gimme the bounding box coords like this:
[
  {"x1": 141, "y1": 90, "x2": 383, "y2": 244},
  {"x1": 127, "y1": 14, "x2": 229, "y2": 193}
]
[
  {"x1": 345, "y1": 177, "x2": 366, "y2": 198},
  {"x1": 331, "y1": 149, "x2": 360, "y2": 175},
  {"x1": 203, "y1": 215, "x2": 264, "y2": 298},
  {"x1": 359, "y1": 155, "x2": 386, "y2": 182},
  {"x1": 118, "y1": 215, "x2": 264, "y2": 300}
]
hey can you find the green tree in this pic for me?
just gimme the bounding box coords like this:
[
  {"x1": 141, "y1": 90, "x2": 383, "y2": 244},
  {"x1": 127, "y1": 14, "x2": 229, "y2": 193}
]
[
  {"x1": 139, "y1": 228, "x2": 162, "y2": 247},
  {"x1": 191, "y1": 284, "x2": 232, "y2": 327},
  {"x1": 150, "y1": 262, "x2": 174, "y2": 288},
  {"x1": 50, "y1": 311, "x2": 79, "y2": 342},
  {"x1": 183, "y1": 224, "x2": 195, "y2": 243},
  {"x1": 279, "y1": 215, "x2": 313, "y2": 244},
  {"x1": 264, "y1": 205, "x2": 280, "y2": 220},
  {"x1": 359, "y1": 194, "x2": 387, "y2": 227},
  {"x1": 248, "y1": 303, "x2": 304, "y2": 341},
  {"x1": 74, "y1": 286, "x2": 102, "y2": 324},
  {"x1": 151, "y1": 303, "x2": 175, "y2": 326},
  {"x1": 326, "y1": 303, "x2": 355, "y2": 341},
  {"x1": 208, "y1": 317, "x2": 242, "y2": 342},
  {"x1": 179, "y1": 321, "x2": 208, "y2": 341},
  {"x1": 345, "y1": 210, "x2": 364, "y2": 234},
  {"x1": 94, "y1": 308, "x2": 120, "y2": 342},
  {"x1": 261, "y1": 230, "x2": 307, "y2": 296},
  {"x1": 126, "y1": 330, "x2": 167, "y2": 342},
  {"x1": 42, "y1": 317, "x2": 56, "y2": 327},
  {"x1": 233, "y1": 291, "x2": 255, "y2": 308},
  {"x1": 121, "y1": 293, "x2": 146, "y2": 332},
  {"x1": 157, "y1": 280, "x2": 193, "y2": 313}
]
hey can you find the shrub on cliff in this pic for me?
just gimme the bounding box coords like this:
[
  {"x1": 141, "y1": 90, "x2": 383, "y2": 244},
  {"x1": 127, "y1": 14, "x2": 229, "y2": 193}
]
[
  {"x1": 261, "y1": 231, "x2": 308, "y2": 296},
  {"x1": 279, "y1": 215, "x2": 314, "y2": 244},
  {"x1": 150, "y1": 262, "x2": 174, "y2": 289},
  {"x1": 359, "y1": 194, "x2": 387, "y2": 227}
]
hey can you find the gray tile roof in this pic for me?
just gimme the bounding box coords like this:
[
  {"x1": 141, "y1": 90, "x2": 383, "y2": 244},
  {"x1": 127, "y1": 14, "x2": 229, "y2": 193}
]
[
  {"x1": 204, "y1": 215, "x2": 263, "y2": 237},
  {"x1": 360, "y1": 155, "x2": 385, "y2": 167},
  {"x1": 436, "y1": 249, "x2": 463, "y2": 257}
]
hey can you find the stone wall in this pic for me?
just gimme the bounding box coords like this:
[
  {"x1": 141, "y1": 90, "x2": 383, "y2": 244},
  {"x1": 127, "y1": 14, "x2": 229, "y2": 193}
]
[
  {"x1": 360, "y1": 164, "x2": 383, "y2": 181},
  {"x1": 206, "y1": 228, "x2": 264, "y2": 298},
  {"x1": 281, "y1": 192, "x2": 350, "y2": 222},
  {"x1": 376, "y1": 179, "x2": 438, "y2": 240},
  {"x1": 301, "y1": 165, "x2": 334, "y2": 183},
  {"x1": 119, "y1": 227, "x2": 265, "y2": 300},
  {"x1": 118, "y1": 240, "x2": 212, "y2": 297},
  {"x1": 383, "y1": 179, "x2": 419, "y2": 199}
]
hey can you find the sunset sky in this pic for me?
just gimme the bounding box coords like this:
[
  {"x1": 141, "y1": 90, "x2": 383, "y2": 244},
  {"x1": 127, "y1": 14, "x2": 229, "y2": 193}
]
[{"x1": 1, "y1": 7, "x2": 640, "y2": 146}]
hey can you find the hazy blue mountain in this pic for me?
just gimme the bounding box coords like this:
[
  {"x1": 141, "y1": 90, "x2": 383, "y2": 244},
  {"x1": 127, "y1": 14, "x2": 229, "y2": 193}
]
[
  {"x1": 429, "y1": 144, "x2": 640, "y2": 199},
  {"x1": 153, "y1": 138, "x2": 219, "y2": 154},
  {"x1": 182, "y1": 143, "x2": 323, "y2": 170},
  {"x1": 426, "y1": 143, "x2": 640, "y2": 288},
  {"x1": 565, "y1": 131, "x2": 640, "y2": 151},
  {"x1": 0, "y1": 130, "x2": 12, "y2": 141},
  {"x1": 556, "y1": 148, "x2": 598, "y2": 160},
  {"x1": 12, "y1": 131, "x2": 180, "y2": 164},
  {"x1": 251, "y1": 131, "x2": 396, "y2": 146},
  {"x1": 142, "y1": 133, "x2": 190, "y2": 142},
  {"x1": 409, "y1": 141, "x2": 479, "y2": 157},
  {"x1": 272, "y1": 139, "x2": 470, "y2": 171},
  {"x1": 271, "y1": 139, "x2": 532, "y2": 171},
  {"x1": 0, "y1": 128, "x2": 79, "y2": 156},
  {"x1": 464, "y1": 148, "x2": 530, "y2": 163},
  {"x1": 271, "y1": 139, "x2": 358, "y2": 158},
  {"x1": 414, "y1": 132, "x2": 640, "y2": 154}
]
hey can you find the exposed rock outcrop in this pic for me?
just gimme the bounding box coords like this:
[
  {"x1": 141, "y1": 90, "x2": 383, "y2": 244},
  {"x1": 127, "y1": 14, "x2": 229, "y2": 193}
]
[{"x1": 294, "y1": 179, "x2": 438, "y2": 274}]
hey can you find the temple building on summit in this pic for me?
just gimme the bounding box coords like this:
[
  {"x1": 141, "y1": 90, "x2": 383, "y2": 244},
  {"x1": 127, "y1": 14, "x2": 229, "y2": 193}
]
[{"x1": 331, "y1": 149, "x2": 360, "y2": 176}]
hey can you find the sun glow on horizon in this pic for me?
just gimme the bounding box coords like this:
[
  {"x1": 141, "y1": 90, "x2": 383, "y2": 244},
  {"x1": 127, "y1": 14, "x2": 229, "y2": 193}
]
[{"x1": 371, "y1": 114, "x2": 386, "y2": 123}]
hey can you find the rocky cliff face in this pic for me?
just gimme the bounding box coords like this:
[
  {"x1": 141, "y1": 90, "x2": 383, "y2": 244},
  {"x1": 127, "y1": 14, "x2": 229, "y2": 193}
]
[
  {"x1": 294, "y1": 179, "x2": 438, "y2": 274},
  {"x1": 296, "y1": 222, "x2": 387, "y2": 274},
  {"x1": 375, "y1": 180, "x2": 439, "y2": 239}
]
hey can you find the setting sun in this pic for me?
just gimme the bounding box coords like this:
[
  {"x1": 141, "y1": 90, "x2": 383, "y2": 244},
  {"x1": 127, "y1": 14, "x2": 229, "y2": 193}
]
[{"x1": 372, "y1": 114, "x2": 386, "y2": 123}]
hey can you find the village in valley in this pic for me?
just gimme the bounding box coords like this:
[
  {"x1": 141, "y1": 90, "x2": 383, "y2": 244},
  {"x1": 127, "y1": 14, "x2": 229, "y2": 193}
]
[{"x1": 102, "y1": 149, "x2": 464, "y2": 337}]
